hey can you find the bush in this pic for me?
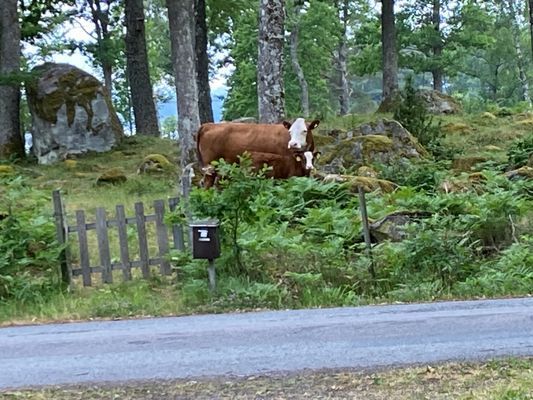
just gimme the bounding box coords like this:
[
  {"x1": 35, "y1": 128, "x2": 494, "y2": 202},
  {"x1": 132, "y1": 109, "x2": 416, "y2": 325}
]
[
  {"x1": 454, "y1": 236, "x2": 533, "y2": 297},
  {"x1": 0, "y1": 176, "x2": 63, "y2": 303},
  {"x1": 393, "y1": 75, "x2": 446, "y2": 158},
  {"x1": 507, "y1": 134, "x2": 533, "y2": 170}
]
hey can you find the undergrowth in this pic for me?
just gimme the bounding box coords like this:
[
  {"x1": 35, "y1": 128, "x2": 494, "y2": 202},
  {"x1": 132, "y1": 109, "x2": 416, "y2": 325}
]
[{"x1": 1, "y1": 114, "x2": 532, "y2": 324}]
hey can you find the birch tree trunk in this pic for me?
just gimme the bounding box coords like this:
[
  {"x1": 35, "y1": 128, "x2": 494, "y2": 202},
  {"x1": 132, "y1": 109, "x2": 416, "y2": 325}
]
[
  {"x1": 289, "y1": 0, "x2": 309, "y2": 118},
  {"x1": 167, "y1": 0, "x2": 201, "y2": 169},
  {"x1": 195, "y1": 0, "x2": 214, "y2": 123},
  {"x1": 380, "y1": 0, "x2": 398, "y2": 109},
  {"x1": 0, "y1": 0, "x2": 24, "y2": 159},
  {"x1": 337, "y1": 0, "x2": 350, "y2": 115},
  {"x1": 507, "y1": 0, "x2": 531, "y2": 105},
  {"x1": 125, "y1": 0, "x2": 161, "y2": 136},
  {"x1": 258, "y1": 0, "x2": 285, "y2": 123},
  {"x1": 431, "y1": 0, "x2": 443, "y2": 92}
]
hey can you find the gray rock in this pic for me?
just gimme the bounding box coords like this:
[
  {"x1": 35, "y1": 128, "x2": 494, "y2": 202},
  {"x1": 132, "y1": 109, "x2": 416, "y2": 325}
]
[
  {"x1": 370, "y1": 211, "x2": 432, "y2": 242},
  {"x1": 26, "y1": 63, "x2": 123, "y2": 164}
]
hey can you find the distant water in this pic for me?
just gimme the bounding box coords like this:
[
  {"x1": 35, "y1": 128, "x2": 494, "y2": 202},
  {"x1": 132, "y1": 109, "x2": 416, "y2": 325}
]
[{"x1": 158, "y1": 87, "x2": 226, "y2": 123}]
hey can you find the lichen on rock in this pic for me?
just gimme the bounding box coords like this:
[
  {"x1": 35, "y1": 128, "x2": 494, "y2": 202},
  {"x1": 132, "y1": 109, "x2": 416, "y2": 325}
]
[
  {"x1": 315, "y1": 119, "x2": 427, "y2": 174},
  {"x1": 26, "y1": 63, "x2": 124, "y2": 164}
]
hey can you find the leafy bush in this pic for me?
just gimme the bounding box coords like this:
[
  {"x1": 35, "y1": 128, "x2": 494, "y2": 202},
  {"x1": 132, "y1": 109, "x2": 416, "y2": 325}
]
[
  {"x1": 454, "y1": 236, "x2": 533, "y2": 297},
  {"x1": 507, "y1": 133, "x2": 533, "y2": 170},
  {"x1": 376, "y1": 159, "x2": 450, "y2": 192},
  {"x1": 393, "y1": 75, "x2": 446, "y2": 158},
  {"x1": 0, "y1": 176, "x2": 63, "y2": 303}
]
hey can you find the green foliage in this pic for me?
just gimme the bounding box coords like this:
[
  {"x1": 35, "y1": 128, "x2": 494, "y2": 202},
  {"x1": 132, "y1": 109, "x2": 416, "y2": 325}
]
[
  {"x1": 393, "y1": 75, "x2": 445, "y2": 157},
  {"x1": 376, "y1": 159, "x2": 450, "y2": 192},
  {"x1": 0, "y1": 176, "x2": 63, "y2": 303},
  {"x1": 189, "y1": 155, "x2": 272, "y2": 273},
  {"x1": 506, "y1": 134, "x2": 533, "y2": 170},
  {"x1": 454, "y1": 236, "x2": 533, "y2": 298}
]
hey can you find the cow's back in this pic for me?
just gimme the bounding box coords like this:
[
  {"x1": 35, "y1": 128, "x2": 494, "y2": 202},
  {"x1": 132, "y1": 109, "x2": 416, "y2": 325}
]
[{"x1": 197, "y1": 123, "x2": 291, "y2": 166}]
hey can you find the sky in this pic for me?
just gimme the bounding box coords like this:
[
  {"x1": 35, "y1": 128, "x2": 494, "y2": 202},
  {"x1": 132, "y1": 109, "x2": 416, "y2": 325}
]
[{"x1": 24, "y1": 16, "x2": 229, "y2": 123}]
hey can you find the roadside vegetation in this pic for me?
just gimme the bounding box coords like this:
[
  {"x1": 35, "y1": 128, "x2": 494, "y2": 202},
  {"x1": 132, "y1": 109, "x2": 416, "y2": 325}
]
[
  {"x1": 0, "y1": 103, "x2": 532, "y2": 325},
  {"x1": 2, "y1": 358, "x2": 532, "y2": 399}
]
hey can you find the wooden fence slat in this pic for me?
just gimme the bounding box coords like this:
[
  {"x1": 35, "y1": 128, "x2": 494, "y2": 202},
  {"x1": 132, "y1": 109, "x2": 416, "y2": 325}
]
[
  {"x1": 168, "y1": 197, "x2": 185, "y2": 251},
  {"x1": 96, "y1": 207, "x2": 113, "y2": 283},
  {"x1": 76, "y1": 210, "x2": 92, "y2": 286},
  {"x1": 154, "y1": 200, "x2": 171, "y2": 275},
  {"x1": 135, "y1": 202, "x2": 150, "y2": 279},
  {"x1": 52, "y1": 190, "x2": 71, "y2": 285},
  {"x1": 116, "y1": 205, "x2": 132, "y2": 281}
]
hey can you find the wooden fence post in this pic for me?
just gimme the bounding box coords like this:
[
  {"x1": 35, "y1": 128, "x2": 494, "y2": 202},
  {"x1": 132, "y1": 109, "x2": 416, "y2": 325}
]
[
  {"x1": 96, "y1": 207, "x2": 113, "y2": 283},
  {"x1": 116, "y1": 205, "x2": 132, "y2": 281},
  {"x1": 135, "y1": 202, "x2": 150, "y2": 279},
  {"x1": 154, "y1": 200, "x2": 171, "y2": 275},
  {"x1": 357, "y1": 186, "x2": 375, "y2": 279},
  {"x1": 168, "y1": 197, "x2": 185, "y2": 251},
  {"x1": 52, "y1": 190, "x2": 71, "y2": 286},
  {"x1": 75, "y1": 210, "x2": 92, "y2": 286}
]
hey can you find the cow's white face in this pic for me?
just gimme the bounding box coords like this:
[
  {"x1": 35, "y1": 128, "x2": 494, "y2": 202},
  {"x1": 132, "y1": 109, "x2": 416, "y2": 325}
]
[
  {"x1": 303, "y1": 151, "x2": 314, "y2": 169},
  {"x1": 295, "y1": 151, "x2": 318, "y2": 170},
  {"x1": 287, "y1": 118, "x2": 308, "y2": 149}
]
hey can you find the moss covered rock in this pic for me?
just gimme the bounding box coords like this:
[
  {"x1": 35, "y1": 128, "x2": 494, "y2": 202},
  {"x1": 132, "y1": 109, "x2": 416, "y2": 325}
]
[
  {"x1": 315, "y1": 119, "x2": 427, "y2": 174},
  {"x1": 505, "y1": 166, "x2": 533, "y2": 180},
  {"x1": 137, "y1": 154, "x2": 173, "y2": 174},
  {"x1": 452, "y1": 156, "x2": 488, "y2": 172},
  {"x1": 0, "y1": 165, "x2": 15, "y2": 175},
  {"x1": 369, "y1": 211, "x2": 432, "y2": 242},
  {"x1": 96, "y1": 168, "x2": 127, "y2": 185},
  {"x1": 26, "y1": 63, "x2": 123, "y2": 164},
  {"x1": 319, "y1": 173, "x2": 397, "y2": 193}
]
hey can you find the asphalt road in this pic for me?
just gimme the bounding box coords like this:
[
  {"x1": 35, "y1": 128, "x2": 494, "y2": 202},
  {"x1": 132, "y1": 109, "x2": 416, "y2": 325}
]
[{"x1": 1, "y1": 297, "x2": 532, "y2": 389}]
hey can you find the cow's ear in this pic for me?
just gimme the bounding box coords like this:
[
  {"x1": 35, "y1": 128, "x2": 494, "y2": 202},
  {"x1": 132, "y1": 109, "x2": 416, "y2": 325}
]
[
  {"x1": 282, "y1": 120, "x2": 292, "y2": 130},
  {"x1": 314, "y1": 151, "x2": 321, "y2": 160},
  {"x1": 308, "y1": 120, "x2": 320, "y2": 130}
]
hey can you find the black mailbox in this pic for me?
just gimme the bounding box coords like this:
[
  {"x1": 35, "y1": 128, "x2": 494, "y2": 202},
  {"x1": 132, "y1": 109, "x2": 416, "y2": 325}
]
[{"x1": 190, "y1": 220, "x2": 221, "y2": 260}]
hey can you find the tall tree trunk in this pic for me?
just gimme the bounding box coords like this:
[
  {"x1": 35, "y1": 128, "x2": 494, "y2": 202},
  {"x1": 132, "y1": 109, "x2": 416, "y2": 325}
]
[
  {"x1": 431, "y1": 0, "x2": 443, "y2": 92},
  {"x1": 258, "y1": 0, "x2": 285, "y2": 123},
  {"x1": 167, "y1": 0, "x2": 201, "y2": 169},
  {"x1": 337, "y1": 0, "x2": 350, "y2": 115},
  {"x1": 195, "y1": 0, "x2": 214, "y2": 123},
  {"x1": 0, "y1": 0, "x2": 24, "y2": 159},
  {"x1": 289, "y1": 0, "x2": 309, "y2": 118},
  {"x1": 380, "y1": 0, "x2": 398, "y2": 109},
  {"x1": 507, "y1": 0, "x2": 532, "y2": 105},
  {"x1": 125, "y1": 0, "x2": 160, "y2": 136},
  {"x1": 529, "y1": 0, "x2": 533, "y2": 62},
  {"x1": 87, "y1": 0, "x2": 113, "y2": 96}
]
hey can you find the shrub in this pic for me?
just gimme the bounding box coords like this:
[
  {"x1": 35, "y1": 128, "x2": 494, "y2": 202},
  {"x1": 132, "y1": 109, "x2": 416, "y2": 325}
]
[
  {"x1": 393, "y1": 75, "x2": 446, "y2": 158},
  {"x1": 0, "y1": 176, "x2": 63, "y2": 303},
  {"x1": 507, "y1": 133, "x2": 533, "y2": 170}
]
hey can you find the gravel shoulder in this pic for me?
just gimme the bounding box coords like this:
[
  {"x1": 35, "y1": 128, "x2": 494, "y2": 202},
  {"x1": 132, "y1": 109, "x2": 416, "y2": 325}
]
[{"x1": 2, "y1": 358, "x2": 532, "y2": 400}]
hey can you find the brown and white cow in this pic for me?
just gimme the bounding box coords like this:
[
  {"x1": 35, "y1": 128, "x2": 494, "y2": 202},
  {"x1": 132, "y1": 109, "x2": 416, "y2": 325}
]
[
  {"x1": 196, "y1": 118, "x2": 320, "y2": 187},
  {"x1": 248, "y1": 150, "x2": 319, "y2": 179}
]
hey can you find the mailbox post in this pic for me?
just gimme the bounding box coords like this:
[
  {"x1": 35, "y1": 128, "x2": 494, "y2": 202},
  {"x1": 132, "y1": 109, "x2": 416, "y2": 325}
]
[{"x1": 189, "y1": 220, "x2": 220, "y2": 291}]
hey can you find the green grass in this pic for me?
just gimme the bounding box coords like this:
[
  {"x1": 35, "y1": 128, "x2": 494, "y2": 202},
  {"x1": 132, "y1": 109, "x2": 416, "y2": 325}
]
[{"x1": 0, "y1": 276, "x2": 185, "y2": 326}]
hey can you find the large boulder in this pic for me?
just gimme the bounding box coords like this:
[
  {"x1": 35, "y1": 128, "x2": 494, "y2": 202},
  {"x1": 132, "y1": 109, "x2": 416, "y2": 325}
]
[
  {"x1": 418, "y1": 90, "x2": 461, "y2": 114},
  {"x1": 26, "y1": 63, "x2": 123, "y2": 164},
  {"x1": 317, "y1": 119, "x2": 428, "y2": 174}
]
